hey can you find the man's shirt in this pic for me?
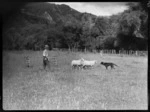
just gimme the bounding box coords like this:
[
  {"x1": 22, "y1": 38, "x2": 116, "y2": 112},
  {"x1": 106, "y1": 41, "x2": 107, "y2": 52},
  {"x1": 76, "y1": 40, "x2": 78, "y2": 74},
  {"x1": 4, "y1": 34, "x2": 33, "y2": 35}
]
[{"x1": 43, "y1": 49, "x2": 48, "y2": 57}]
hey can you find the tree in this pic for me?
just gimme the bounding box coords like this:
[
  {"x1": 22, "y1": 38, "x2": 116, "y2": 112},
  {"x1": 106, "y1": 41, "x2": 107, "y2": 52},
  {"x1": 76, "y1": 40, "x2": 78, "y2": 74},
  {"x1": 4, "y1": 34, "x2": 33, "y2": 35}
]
[
  {"x1": 115, "y1": 2, "x2": 148, "y2": 50},
  {"x1": 62, "y1": 19, "x2": 82, "y2": 50},
  {"x1": 95, "y1": 17, "x2": 110, "y2": 36},
  {"x1": 109, "y1": 14, "x2": 120, "y2": 37},
  {"x1": 90, "y1": 26, "x2": 99, "y2": 38}
]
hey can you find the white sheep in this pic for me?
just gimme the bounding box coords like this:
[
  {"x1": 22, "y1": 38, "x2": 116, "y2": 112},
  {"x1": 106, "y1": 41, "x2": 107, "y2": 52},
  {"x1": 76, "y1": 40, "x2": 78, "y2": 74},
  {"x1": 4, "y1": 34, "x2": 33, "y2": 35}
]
[
  {"x1": 82, "y1": 60, "x2": 97, "y2": 69},
  {"x1": 71, "y1": 58, "x2": 84, "y2": 69}
]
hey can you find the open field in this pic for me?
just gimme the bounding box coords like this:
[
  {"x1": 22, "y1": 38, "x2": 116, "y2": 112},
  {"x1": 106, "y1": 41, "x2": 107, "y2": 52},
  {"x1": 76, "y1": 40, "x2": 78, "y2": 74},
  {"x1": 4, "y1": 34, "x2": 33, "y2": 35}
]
[{"x1": 2, "y1": 50, "x2": 148, "y2": 110}]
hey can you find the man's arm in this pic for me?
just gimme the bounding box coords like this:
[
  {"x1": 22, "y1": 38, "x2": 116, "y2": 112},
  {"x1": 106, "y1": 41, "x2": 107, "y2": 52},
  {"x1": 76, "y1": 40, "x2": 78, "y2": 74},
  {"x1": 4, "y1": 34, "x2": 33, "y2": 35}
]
[
  {"x1": 43, "y1": 50, "x2": 46, "y2": 56},
  {"x1": 46, "y1": 50, "x2": 49, "y2": 60}
]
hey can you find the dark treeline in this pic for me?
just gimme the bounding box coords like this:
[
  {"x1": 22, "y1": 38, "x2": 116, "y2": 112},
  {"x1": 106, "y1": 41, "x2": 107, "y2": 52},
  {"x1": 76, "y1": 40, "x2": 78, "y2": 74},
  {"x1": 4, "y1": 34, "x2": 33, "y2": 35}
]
[{"x1": 2, "y1": 2, "x2": 148, "y2": 51}]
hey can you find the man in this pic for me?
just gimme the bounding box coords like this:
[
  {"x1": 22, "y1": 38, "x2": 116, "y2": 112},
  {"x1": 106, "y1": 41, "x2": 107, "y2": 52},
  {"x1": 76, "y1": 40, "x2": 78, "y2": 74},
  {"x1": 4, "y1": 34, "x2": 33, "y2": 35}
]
[{"x1": 43, "y1": 45, "x2": 49, "y2": 69}]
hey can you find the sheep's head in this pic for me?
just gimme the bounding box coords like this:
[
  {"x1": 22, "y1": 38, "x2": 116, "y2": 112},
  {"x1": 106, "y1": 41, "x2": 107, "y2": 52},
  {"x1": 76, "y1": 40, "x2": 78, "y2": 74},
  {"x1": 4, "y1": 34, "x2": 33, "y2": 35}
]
[
  {"x1": 94, "y1": 60, "x2": 98, "y2": 64},
  {"x1": 80, "y1": 58, "x2": 85, "y2": 64},
  {"x1": 80, "y1": 58, "x2": 84, "y2": 61}
]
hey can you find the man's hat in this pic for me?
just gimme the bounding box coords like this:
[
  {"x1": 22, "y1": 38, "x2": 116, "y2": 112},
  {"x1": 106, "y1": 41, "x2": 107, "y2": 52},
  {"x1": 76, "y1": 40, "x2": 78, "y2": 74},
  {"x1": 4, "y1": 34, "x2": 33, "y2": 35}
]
[{"x1": 45, "y1": 45, "x2": 49, "y2": 49}]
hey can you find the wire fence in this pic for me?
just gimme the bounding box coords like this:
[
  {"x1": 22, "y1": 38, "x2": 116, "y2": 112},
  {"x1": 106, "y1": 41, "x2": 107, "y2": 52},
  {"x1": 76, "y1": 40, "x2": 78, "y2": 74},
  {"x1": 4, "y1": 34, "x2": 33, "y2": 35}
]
[
  {"x1": 52, "y1": 48, "x2": 148, "y2": 57},
  {"x1": 100, "y1": 49, "x2": 148, "y2": 56}
]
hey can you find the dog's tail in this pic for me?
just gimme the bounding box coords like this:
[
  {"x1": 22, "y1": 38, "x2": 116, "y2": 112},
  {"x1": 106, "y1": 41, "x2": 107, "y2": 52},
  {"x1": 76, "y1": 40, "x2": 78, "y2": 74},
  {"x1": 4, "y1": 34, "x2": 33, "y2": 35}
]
[{"x1": 113, "y1": 64, "x2": 118, "y2": 67}]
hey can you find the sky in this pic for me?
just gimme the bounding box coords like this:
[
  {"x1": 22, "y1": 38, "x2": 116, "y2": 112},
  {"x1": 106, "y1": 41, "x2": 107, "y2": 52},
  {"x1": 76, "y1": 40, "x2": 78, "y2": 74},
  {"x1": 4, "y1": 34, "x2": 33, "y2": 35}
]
[{"x1": 49, "y1": 2, "x2": 129, "y2": 16}]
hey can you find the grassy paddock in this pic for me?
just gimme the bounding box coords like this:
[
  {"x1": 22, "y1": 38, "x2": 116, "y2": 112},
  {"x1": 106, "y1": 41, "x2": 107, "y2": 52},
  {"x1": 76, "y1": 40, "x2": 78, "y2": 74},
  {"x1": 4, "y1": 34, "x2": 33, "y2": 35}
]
[{"x1": 3, "y1": 50, "x2": 148, "y2": 110}]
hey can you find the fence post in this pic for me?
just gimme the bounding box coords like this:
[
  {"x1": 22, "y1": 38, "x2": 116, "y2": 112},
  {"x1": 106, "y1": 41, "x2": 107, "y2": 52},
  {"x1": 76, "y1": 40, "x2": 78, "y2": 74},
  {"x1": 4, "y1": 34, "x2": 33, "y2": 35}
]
[
  {"x1": 132, "y1": 51, "x2": 134, "y2": 55},
  {"x1": 129, "y1": 50, "x2": 131, "y2": 55},
  {"x1": 139, "y1": 51, "x2": 141, "y2": 56},
  {"x1": 114, "y1": 50, "x2": 116, "y2": 54},
  {"x1": 119, "y1": 50, "x2": 121, "y2": 55},
  {"x1": 135, "y1": 51, "x2": 138, "y2": 56},
  {"x1": 84, "y1": 48, "x2": 86, "y2": 53},
  {"x1": 52, "y1": 56, "x2": 57, "y2": 66},
  {"x1": 100, "y1": 50, "x2": 103, "y2": 56}
]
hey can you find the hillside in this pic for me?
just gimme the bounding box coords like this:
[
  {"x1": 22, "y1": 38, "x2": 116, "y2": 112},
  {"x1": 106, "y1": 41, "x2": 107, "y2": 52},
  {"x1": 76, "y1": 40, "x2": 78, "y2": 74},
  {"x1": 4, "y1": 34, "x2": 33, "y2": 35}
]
[{"x1": 5, "y1": 2, "x2": 96, "y2": 27}]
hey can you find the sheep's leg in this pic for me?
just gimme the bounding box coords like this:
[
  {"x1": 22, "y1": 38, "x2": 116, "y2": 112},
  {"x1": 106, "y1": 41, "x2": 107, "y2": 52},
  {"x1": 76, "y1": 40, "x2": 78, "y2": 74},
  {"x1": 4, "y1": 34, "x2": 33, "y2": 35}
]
[
  {"x1": 85, "y1": 65, "x2": 88, "y2": 69},
  {"x1": 72, "y1": 65, "x2": 75, "y2": 69},
  {"x1": 80, "y1": 65, "x2": 83, "y2": 70},
  {"x1": 82, "y1": 65, "x2": 85, "y2": 70},
  {"x1": 78, "y1": 65, "x2": 80, "y2": 70}
]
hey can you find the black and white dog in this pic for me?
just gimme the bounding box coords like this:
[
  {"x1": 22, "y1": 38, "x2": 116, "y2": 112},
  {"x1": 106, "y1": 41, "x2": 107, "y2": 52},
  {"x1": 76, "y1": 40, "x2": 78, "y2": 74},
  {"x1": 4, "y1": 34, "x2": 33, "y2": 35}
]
[{"x1": 101, "y1": 62, "x2": 118, "y2": 69}]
